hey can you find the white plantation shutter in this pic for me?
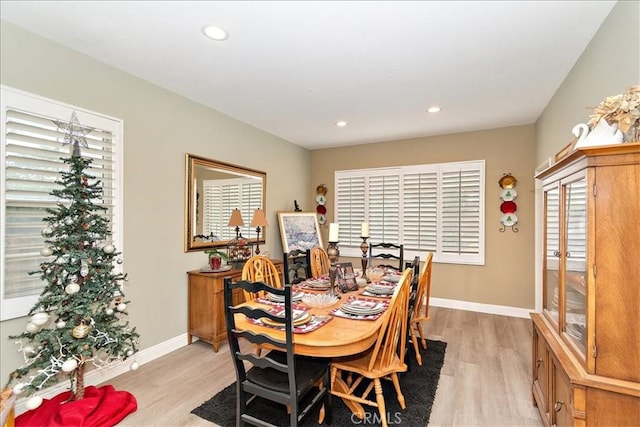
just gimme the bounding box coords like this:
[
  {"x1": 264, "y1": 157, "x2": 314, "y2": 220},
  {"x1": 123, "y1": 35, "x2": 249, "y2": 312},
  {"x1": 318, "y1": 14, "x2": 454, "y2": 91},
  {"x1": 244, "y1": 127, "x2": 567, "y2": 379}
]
[
  {"x1": 202, "y1": 178, "x2": 262, "y2": 241},
  {"x1": 335, "y1": 174, "x2": 366, "y2": 247},
  {"x1": 241, "y1": 180, "x2": 263, "y2": 240},
  {"x1": 564, "y1": 178, "x2": 587, "y2": 269},
  {"x1": 403, "y1": 167, "x2": 438, "y2": 252},
  {"x1": 369, "y1": 172, "x2": 401, "y2": 244},
  {"x1": 545, "y1": 185, "x2": 560, "y2": 264},
  {"x1": 440, "y1": 164, "x2": 483, "y2": 262},
  {"x1": 335, "y1": 160, "x2": 484, "y2": 264},
  {"x1": 1, "y1": 86, "x2": 123, "y2": 320},
  {"x1": 202, "y1": 180, "x2": 226, "y2": 240}
]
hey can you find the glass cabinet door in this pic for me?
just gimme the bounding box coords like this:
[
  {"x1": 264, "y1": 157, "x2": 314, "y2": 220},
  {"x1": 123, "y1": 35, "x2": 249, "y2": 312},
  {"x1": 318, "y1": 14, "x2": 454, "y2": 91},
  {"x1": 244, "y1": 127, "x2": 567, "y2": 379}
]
[
  {"x1": 543, "y1": 185, "x2": 560, "y2": 328},
  {"x1": 563, "y1": 177, "x2": 587, "y2": 355}
]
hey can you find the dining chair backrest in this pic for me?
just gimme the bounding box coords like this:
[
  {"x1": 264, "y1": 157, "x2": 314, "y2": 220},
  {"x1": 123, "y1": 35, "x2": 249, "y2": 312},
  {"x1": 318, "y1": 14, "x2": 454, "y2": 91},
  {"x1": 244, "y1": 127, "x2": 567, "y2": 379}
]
[
  {"x1": 412, "y1": 252, "x2": 433, "y2": 323},
  {"x1": 223, "y1": 279, "x2": 331, "y2": 426},
  {"x1": 406, "y1": 255, "x2": 420, "y2": 296},
  {"x1": 407, "y1": 252, "x2": 433, "y2": 365},
  {"x1": 369, "y1": 242, "x2": 404, "y2": 272},
  {"x1": 367, "y1": 267, "x2": 412, "y2": 371},
  {"x1": 283, "y1": 249, "x2": 311, "y2": 284},
  {"x1": 242, "y1": 255, "x2": 282, "y2": 301},
  {"x1": 310, "y1": 245, "x2": 330, "y2": 277}
]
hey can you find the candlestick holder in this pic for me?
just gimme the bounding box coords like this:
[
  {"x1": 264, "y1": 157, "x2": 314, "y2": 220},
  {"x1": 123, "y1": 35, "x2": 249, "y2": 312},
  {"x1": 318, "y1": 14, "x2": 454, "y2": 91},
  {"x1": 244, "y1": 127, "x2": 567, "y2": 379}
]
[
  {"x1": 360, "y1": 236, "x2": 370, "y2": 283},
  {"x1": 327, "y1": 241, "x2": 340, "y2": 296}
]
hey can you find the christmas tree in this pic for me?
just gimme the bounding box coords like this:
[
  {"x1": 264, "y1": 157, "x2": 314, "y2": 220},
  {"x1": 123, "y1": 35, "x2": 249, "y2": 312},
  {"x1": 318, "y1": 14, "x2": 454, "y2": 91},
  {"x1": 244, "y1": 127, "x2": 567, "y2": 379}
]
[{"x1": 5, "y1": 113, "x2": 139, "y2": 410}]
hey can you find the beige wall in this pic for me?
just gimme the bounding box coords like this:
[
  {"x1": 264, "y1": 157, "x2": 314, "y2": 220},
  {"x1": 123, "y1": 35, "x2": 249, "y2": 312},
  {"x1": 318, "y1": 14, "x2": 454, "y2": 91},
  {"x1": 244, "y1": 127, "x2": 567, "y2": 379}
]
[
  {"x1": 536, "y1": 0, "x2": 640, "y2": 163},
  {"x1": 310, "y1": 125, "x2": 537, "y2": 309},
  {"x1": 1, "y1": 0, "x2": 637, "y2": 386},
  {"x1": 0, "y1": 22, "x2": 310, "y2": 382}
]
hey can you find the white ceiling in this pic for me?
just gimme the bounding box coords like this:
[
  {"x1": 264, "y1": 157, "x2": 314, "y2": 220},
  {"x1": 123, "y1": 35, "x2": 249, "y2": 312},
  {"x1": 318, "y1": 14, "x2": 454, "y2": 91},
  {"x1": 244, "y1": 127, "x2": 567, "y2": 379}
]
[{"x1": 0, "y1": 1, "x2": 617, "y2": 149}]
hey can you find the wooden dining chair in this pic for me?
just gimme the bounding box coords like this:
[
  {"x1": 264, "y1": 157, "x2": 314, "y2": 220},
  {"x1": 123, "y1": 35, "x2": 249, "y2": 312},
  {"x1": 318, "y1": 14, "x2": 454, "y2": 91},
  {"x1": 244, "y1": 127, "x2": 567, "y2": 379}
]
[
  {"x1": 409, "y1": 252, "x2": 433, "y2": 357},
  {"x1": 369, "y1": 242, "x2": 404, "y2": 272},
  {"x1": 330, "y1": 268, "x2": 412, "y2": 427},
  {"x1": 404, "y1": 255, "x2": 422, "y2": 366},
  {"x1": 224, "y1": 279, "x2": 332, "y2": 427},
  {"x1": 310, "y1": 245, "x2": 330, "y2": 277},
  {"x1": 241, "y1": 255, "x2": 282, "y2": 301},
  {"x1": 283, "y1": 249, "x2": 311, "y2": 285}
]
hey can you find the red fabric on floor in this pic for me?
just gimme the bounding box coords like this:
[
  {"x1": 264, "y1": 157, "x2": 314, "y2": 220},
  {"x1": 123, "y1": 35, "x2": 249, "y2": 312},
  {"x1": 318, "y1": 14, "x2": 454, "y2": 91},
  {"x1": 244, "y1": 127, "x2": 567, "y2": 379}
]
[{"x1": 16, "y1": 385, "x2": 137, "y2": 427}]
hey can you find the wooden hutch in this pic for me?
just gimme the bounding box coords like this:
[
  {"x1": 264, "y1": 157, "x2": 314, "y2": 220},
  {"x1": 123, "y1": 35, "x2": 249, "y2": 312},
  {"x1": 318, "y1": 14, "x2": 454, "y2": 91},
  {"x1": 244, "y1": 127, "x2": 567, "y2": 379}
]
[{"x1": 532, "y1": 143, "x2": 639, "y2": 426}]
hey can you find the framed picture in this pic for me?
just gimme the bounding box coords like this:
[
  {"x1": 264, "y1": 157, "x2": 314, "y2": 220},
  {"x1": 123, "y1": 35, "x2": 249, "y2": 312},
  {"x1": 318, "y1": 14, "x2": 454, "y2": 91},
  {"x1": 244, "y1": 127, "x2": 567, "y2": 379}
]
[
  {"x1": 277, "y1": 212, "x2": 324, "y2": 253},
  {"x1": 336, "y1": 262, "x2": 358, "y2": 292}
]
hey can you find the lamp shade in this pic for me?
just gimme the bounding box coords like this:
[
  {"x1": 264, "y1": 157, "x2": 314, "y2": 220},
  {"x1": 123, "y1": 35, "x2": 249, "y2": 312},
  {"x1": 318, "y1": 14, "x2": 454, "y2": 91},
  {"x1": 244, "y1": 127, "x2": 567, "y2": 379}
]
[
  {"x1": 227, "y1": 209, "x2": 245, "y2": 227},
  {"x1": 250, "y1": 208, "x2": 268, "y2": 227}
]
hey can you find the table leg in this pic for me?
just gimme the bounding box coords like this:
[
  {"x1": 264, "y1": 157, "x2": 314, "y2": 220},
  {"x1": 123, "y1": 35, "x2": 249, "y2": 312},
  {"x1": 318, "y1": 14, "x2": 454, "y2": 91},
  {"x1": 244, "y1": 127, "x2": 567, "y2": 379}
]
[{"x1": 332, "y1": 375, "x2": 365, "y2": 419}]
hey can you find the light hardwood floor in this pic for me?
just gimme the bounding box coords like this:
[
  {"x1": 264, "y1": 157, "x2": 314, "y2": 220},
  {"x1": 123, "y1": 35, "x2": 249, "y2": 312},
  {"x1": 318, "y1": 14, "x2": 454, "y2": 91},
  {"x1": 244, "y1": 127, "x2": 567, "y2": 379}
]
[{"x1": 108, "y1": 307, "x2": 543, "y2": 426}]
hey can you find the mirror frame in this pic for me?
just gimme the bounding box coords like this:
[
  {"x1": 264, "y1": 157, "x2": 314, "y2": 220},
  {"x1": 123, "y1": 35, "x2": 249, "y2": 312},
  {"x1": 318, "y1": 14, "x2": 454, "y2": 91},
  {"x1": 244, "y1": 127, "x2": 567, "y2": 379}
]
[{"x1": 184, "y1": 153, "x2": 267, "y2": 252}]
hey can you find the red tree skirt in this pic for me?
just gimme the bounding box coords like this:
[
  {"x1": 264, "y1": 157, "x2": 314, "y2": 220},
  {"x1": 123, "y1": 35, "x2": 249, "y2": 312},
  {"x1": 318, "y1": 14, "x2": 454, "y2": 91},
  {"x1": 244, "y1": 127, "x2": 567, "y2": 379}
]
[{"x1": 16, "y1": 385, "x2": 137, "y2": 427}]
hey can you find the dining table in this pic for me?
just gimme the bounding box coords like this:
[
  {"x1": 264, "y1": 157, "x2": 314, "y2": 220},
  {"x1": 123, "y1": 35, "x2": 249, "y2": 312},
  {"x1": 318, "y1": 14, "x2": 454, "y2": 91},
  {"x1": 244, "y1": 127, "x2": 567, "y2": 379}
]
[{"x1": 232, "y1": 269, "x2": 401, "y2": 419}]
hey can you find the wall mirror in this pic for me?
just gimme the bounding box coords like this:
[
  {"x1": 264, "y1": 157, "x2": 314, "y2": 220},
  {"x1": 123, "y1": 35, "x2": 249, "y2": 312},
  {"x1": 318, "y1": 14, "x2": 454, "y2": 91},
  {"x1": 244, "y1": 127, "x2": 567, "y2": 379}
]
[{"x1": 184, "y1": 153, "x2": 266, "y2": 252}]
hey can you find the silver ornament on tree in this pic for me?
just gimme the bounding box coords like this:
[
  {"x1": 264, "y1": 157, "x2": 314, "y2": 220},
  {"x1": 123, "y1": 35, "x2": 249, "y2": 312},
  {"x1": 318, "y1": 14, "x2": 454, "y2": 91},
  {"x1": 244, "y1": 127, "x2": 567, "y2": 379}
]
[{"x1": 40, "y1": 247, "x2": 53, "y2": 257}]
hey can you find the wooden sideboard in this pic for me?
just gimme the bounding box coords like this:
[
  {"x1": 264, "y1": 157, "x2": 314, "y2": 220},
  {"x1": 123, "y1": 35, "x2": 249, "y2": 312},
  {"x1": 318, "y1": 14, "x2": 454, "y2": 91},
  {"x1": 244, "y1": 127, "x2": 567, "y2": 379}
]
[{"x1": 186, "y1": 260, "x2": 284, "y2": 351}]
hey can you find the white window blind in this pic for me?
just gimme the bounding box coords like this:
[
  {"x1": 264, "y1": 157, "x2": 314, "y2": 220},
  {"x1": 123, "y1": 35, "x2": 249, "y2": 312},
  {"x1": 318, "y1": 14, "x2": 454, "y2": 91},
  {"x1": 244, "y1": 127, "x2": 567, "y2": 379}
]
[
  {"x1": 564, "y1": 178, "x2": 587, "y2": 270},
  {"x1": 369, "y1": 171, "x2": 401, "y2": 244},
  {"x1": 440, "y1": 164, "x2": 482, "y2": 261},
  {"x1": 1, "y1": 86, "x2": 123, "y2": 320},
  {"x1": 335, "y1": 160, "x2": 484, "y2": 265},
  {"x1": 403, "y1": 167, "x2": 438, "y2": 252},
  {"x1": 202, "y1": 178, "x2": 262, "y2": 241},
  {"x1": 545, "y1": 185, "x2": 560, "y2": 271},
  {"x1": 335, "y1": 174, "x2": 366, "y2": 247}
]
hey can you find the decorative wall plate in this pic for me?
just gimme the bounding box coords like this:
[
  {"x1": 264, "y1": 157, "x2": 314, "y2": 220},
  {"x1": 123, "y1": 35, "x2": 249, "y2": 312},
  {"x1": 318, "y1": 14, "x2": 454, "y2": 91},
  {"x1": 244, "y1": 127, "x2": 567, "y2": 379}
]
[
  {"x1": 500, "y1": 200, "x2": 517, "y2": 214},
  {"x1": 500, "y1": 188, "x2": 517, "y2": 201},
  {"x1": 318, "y1": 214, "x2": 326, "y2": 224},
  {"x1": 499, "y1": 174, "x2": 517, "y2": 189},
  {"x1": 501, "y1": 213, "x2": 518, "y2": 226},
  {"x1": 315, "y1": 194, "x2": 326, "y2": 205}
]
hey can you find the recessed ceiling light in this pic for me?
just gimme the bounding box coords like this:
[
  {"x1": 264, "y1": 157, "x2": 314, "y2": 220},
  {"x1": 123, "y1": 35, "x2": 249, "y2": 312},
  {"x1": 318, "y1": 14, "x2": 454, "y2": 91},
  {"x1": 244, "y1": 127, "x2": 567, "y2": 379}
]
[
  {"x1": 202, "y1": 25, "x2": 228, "y2": 41},
  {"x1": 336, "y1": 121, "x2": 348, "y2": 127},
  {"x1": 427, "y1": 106, "x2": 441, "y2": 113}
]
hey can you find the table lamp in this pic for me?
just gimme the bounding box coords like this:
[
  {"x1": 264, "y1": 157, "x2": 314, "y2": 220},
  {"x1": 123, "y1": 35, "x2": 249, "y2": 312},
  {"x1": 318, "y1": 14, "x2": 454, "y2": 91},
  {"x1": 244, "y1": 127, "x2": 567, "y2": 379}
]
[
  {"x1": 227, "y1": 208, "x2": 244, "y2": 239},
  {"x1": 250, "y1": 208, "x2": 268, "y2": 255}
]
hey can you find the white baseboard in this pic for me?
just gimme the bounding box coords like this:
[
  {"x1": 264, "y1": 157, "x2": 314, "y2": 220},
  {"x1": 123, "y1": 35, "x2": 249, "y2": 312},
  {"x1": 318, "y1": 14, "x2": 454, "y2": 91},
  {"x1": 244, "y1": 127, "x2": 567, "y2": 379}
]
[
  {"x1": 13, "y1": 333, "x2": 188, "y2": 416},
  {"x1": 430, "y1": 297, "x2": 533, "y2": 319}
]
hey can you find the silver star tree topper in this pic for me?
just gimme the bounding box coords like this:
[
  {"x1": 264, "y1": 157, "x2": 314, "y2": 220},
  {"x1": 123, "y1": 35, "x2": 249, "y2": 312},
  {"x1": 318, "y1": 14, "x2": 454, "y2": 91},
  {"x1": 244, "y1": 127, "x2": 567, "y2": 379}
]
[{"x1": 53, "y1": 111, "x2": 94, "y2": 157}]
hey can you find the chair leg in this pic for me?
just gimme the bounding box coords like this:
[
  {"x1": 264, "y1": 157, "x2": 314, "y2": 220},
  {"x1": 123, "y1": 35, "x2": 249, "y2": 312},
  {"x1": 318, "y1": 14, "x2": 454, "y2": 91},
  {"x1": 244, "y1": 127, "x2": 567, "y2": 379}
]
[
  {"x1": 330, "y1": 366, "x2": 338, "y2": 389},
  {"x1": 390, "y1": 373, "x2": 406, "y2": 409},
  {"x1": 416, "y1": 321, "x2": 427, "y2": 349},
  {"x1": 410, "y1": 326, "x2": 422, "y2": 366},
  {"x1": 237, "y1": 387, "x2": 246, "y2": 427},
  {"x1": 373, "y1": 379, "x2": 388, "y2": 427}
]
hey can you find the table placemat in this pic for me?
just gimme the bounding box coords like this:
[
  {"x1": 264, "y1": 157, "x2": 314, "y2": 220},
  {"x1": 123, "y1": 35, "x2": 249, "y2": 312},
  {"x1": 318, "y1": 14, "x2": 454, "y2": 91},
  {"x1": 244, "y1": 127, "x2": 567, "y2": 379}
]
[
  {"x1": 246, "y1": 306, "x2": 332, "y2": 333},
  {"x1": 330, "y1": 296, "x2": 390, "y2": 320}
]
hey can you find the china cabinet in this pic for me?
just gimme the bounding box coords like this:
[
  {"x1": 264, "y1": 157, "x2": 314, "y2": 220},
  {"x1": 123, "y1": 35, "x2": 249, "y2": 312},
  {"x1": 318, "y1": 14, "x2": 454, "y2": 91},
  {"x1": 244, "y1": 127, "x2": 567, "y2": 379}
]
[
  {"x1": 532, "y1": 143, "x2": 640, "y2": 426},
  {"x1": 186, "y1": 260, "x2": 283, "y2": 351}
]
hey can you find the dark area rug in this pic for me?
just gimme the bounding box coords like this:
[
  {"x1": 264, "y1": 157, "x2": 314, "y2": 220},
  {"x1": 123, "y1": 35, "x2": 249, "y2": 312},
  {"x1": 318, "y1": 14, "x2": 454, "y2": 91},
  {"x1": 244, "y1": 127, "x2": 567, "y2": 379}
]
[{"x1": 192, "y1": 339, "x2": 447, "y2": 426}]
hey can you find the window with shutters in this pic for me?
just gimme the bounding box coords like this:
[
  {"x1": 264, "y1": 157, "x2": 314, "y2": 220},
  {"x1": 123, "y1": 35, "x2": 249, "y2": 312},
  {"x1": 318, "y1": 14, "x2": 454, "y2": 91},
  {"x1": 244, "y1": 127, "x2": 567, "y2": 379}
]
[
  {"x1": 201, "y1": 178, "x2": 263, "y2": 241},
  {"x1": 564, "y1": 177, "x2": 587, "y2": 271},
  {"x1": 335, "y1": 160, "x2": 484, "y2": 265},
  {"x1": 1, "y1": 86, "x2": 124, "y2": 320}
]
